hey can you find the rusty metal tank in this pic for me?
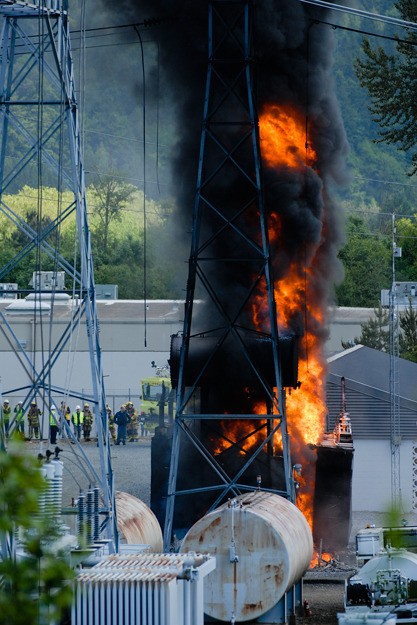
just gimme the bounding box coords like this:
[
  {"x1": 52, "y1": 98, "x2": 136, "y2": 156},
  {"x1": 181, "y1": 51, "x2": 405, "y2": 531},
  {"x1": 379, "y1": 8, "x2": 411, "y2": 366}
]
[
  {"x1": 116, "y1": 491, "x2": 163, "y2": 551},
  {"x1": 180, "y1": 490, "x2": 313, "y2": 622}
]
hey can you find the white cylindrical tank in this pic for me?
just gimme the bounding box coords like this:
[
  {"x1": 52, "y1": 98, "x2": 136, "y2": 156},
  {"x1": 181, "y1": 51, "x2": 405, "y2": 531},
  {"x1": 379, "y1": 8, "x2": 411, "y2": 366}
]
[
  {"x1": 180, "y1": 491, "x2": 313, "y2": 622},
  {"x1": 353, "y1": 550, "x2": 417, "y2": 586},
  {"x1": 116, "y1": 491, "x2": 163, "y2": 552}
]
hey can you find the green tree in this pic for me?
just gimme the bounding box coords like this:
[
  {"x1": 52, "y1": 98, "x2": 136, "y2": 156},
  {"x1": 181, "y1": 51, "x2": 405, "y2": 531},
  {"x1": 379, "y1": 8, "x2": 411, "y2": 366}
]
[
  {"x1": 355, "y1": 1, "x2": 417, "y2": 174},
  {"x1": 0, "y1": 442, "x2": 73, "y2": 625},
  {"x1": 399, "y1": 299, "x2": 417, "y2": 361},
  {"x1": 343, "y1": 303, "x2": 389, "y2": 351},
  {"x1": 336, "y1": 215, "x2": 391, "y2": 307},
  {"x1": 90, "y1": 174, "x2": 136, "y2": 254}
]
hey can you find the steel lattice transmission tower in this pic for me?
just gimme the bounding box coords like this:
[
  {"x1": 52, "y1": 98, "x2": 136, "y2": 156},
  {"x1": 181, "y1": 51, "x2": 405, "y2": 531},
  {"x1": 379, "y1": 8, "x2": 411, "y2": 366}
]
[
  {"x1": 0, "y1": 1, "x2": 117, "y2": 548},
  {"x1": 164, "y1": 0, "x2": 295, "y2": 549}
]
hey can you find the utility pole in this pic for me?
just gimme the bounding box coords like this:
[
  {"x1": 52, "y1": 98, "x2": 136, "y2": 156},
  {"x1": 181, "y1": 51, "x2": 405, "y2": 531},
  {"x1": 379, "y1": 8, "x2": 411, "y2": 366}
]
[{"x1": 390, "y1": 213, "x2": 401, "y2": 510}]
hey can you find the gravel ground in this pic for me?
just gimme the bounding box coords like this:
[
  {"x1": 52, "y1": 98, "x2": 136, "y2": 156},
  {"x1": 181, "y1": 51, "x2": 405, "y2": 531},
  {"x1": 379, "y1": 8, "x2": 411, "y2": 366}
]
[
  {"x1": 25, "y1": 436, "x2": 152, "y2": 507},
  {"x1": 300, "y1": 581, "x2": 346, "y2": 625}
]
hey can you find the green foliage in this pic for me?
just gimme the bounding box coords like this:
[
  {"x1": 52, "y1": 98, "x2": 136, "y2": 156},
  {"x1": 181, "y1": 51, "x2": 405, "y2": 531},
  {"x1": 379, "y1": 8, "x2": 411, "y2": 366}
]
[
  {"x1": 399, "y1": 299, "x2": 417, "y2": 361},
  {"x1": 354, "y1": 0, "x2": 417, "y2": 174},
  {"x1": 0, "y1": 442, "x2": 74, "y2": 625},
  {"x1": 336, "y1": 215, "x2": 391, "y2": 307},
  {"x1": 343, "y1": 303, "x2": 390, "y2": 351},
  {"x1": 0, "y1": 184, "x2": 184, "y2": 298}
]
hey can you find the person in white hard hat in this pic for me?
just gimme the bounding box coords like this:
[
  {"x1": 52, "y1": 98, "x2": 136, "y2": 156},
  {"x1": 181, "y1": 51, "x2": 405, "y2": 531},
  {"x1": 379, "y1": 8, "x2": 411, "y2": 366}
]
[
  {"x1": 2, "y1": 399, "x2": 11, "y2": 437},
  {"x1": 49, "y1": 406, "x2": 59, "y2": 445}
]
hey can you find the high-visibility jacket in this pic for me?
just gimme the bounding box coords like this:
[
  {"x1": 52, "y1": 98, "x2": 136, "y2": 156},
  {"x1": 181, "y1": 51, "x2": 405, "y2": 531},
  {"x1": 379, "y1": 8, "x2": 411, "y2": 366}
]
[
  {"x1": 72, "y1": 410, "x2": 84, "y2": 425},
  {"x1": 49, "y1": 412, "x2": 58, "y2": 426},
  {"x1": 14, "y1": 407, "x2": 24, "y2": 423}
]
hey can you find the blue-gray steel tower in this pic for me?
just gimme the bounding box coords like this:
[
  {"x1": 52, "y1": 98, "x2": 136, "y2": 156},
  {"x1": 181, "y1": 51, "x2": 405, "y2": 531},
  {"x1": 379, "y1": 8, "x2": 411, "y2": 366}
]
[
  {"x1": 0, "y1": 0, "x2": 117, "y2": 549},
  {"x1": 164, "y1": 0, "x2": 296, "y2": 549}
]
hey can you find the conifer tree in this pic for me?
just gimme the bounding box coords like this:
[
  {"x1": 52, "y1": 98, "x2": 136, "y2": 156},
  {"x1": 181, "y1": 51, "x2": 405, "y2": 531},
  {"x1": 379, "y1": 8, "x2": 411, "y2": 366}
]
[
  {"x1": 355, "y1": 1, "x2": 417, "y2": 173},
  {"x1": 399, "y1": 299, "x2": 417, "y2": 361}
]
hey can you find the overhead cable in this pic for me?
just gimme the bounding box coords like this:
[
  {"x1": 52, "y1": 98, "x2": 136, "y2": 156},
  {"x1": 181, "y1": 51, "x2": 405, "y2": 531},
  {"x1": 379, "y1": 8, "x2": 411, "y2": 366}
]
[{"x1": 297, "y1": 0, "x2": 417, "y2": 32}]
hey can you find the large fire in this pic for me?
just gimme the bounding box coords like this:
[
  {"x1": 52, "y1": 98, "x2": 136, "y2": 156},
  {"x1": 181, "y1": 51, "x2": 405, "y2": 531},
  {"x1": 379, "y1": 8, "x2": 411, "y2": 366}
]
[
  {"x1": 259, "y1": 103, "x2": 327, "y2": 528},
  {"x1": 209, "y1": 104, "x2": 328, "y2": 533}
]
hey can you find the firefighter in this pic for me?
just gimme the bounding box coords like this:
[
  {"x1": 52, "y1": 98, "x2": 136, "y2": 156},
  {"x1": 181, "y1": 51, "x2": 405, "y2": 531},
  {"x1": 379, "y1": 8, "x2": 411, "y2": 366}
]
[
  {"x1": 2, "y1": 399, "x2": 11, "y2": 437},
  {"x1": 126, "y1": 401, "x2": 138, "y2": 442},
  {"x1": 114, "y1": 404, "x2": 131, "y2": 446},
  {"x1": 107, "y1": 405, "x2": 116, "y2": 443},
  {"x1": 72, "y1": 405, "x2": 84, "y2": 441},
  {"x1": 82, "y1": 403, "x2": 93, "y2": 441},
  {"x1": 49, "y1": 406, "x2": 59, "y2": 445},
  {"x1": 28, "y1": 401, "x2": 41, "y2": 440},
  {"x1": 14, "y1": 401, "x2": 25, "y2": 438}
]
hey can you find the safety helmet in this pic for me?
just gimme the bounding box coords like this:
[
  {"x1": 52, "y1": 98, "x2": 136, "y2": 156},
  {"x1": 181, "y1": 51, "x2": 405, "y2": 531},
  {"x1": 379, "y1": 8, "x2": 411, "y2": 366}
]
[
  {"x1": 4, "y1": 399, "x2": 9, "y2": 404},
  {"x1": 84, "y1": 403, "x2": 89, "y2": 407},
  {"x1": 76, "y1": 405, "x2": 81, "y2": 410},
  {"x1": 17, "y1": 401, "x2": 22, "y2": 405},
  {"x1": 51, "y1": 406, "x2": 56, "y2": 411},
  {"x1": 31, "y1": 401, "x2": 36, "y2": 405}
]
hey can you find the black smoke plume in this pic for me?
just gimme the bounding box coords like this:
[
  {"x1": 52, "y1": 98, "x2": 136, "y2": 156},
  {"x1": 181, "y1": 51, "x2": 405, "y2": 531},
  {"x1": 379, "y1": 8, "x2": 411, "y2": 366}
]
[
  {"x1": 97, "y1": 0, "x2": 348, "y2": 336},
  {"x1": 98, "y1": 0, "x2": 351, "y2": 540}
]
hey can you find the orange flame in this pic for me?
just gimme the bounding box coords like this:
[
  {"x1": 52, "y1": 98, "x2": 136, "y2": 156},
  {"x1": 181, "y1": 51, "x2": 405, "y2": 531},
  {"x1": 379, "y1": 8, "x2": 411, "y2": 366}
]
[
  {"x1": 260, "y1": 103, "x2": 317, "y2": 169},
  {"x1": 209, "y1": 104, "x2": 327, "y2": 536},
  {"x1": 258, "y1": 103, "x2": 326, "y2": 531}
]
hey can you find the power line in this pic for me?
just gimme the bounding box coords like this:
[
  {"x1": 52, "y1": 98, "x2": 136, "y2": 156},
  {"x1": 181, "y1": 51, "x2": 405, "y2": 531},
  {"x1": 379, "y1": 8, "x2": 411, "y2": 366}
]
[{"x1": 297, "y1": 0, "x2": 417, "y2": 32}]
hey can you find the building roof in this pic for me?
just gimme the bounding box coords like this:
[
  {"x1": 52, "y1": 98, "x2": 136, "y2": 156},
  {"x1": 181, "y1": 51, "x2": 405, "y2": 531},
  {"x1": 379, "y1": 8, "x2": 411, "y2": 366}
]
[
  {"x1": 326, "y1": 345, "x2": 417, "y2": 440},
  {"x1": 1, "y1": 298, "x2": 186, "y2": 323}
]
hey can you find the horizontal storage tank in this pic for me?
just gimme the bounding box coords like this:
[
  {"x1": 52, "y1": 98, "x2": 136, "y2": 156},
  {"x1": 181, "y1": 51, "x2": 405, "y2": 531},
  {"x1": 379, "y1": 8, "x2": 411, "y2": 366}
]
[
  {"x1": 351, "y1": 550, "x2": 417, "y2": 586},
  {"x1": 180, "y1": 491, "x2": 313, "y2": 622},
  {"x1": 116, "y1": 491, "x2": 163, "y2": 551}
]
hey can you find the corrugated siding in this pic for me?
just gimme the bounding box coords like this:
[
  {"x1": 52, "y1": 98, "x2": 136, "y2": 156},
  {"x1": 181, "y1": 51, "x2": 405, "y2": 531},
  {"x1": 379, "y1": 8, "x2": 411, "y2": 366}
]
[{"x1": 326, "y1": 380, "x2": 417, "y2": 440}]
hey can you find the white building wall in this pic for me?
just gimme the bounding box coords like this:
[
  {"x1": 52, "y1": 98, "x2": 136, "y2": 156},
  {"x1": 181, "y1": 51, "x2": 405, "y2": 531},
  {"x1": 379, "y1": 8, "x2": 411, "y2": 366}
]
[{"x1": 352, "y1": 439, "x2": 414, "y2": 513}]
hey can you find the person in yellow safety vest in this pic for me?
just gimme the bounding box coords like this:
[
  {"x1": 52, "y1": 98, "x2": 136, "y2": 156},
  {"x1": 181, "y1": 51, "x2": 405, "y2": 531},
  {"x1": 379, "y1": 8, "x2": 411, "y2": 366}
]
[
  {"x1": 72, "y1": 405, "x2": 84, "y2": 441},
  {"x1": 2, "y1": 399, "x2": 11, "y2": 437},
  {"x1": 82, "y1": 403, "x2": 93, "y2": 441},
  {"x1": 14, "y1": 401, "x2": 25, "y2": 439},
  {"x1": 60, "y1": 401, "x2": 71, "y2": 434},
  {"x1": 49, "y1": 406, "x2": 59, "y2": 445},
  {"x1": 28, "y1": 401, "x2": 41, "y2": 440}
]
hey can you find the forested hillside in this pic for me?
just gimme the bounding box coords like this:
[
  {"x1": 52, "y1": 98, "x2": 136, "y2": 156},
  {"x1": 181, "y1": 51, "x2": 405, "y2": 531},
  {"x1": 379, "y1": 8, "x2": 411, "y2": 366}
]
[
  {"x1": 2, "y1": 1, "x2": 417, "y2": 305},
  {"x1": 332, "y1": 0, "x2": 417, "y2": 306}
]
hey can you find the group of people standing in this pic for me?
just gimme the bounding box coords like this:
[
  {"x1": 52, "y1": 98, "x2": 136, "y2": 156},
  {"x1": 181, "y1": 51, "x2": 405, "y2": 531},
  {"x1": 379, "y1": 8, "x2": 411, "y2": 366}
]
[{"x1": 1, "y1": 398, "x2": 145, "y2": 445}]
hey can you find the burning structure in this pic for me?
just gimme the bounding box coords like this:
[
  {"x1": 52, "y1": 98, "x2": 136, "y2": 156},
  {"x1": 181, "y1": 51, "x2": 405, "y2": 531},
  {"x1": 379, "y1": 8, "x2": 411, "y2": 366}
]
[
  {"x1": 100, "y1": 0, "x2": 351, "y2": 559},
  {"x1": 136, "y1": 0, "x2": 350, "y2": 552}
]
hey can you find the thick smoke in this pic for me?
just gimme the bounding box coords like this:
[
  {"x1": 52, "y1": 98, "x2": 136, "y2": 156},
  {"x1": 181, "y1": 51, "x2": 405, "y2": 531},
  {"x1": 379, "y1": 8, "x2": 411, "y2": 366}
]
[
  {"x1": 97, "y1": 0, "x2": 348, "y2": 332},
  {"x1": 99, "y1": 0, "x2": 351, "y2": 540}
]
